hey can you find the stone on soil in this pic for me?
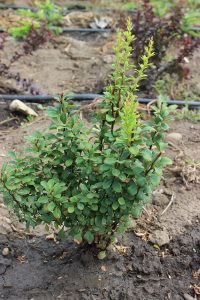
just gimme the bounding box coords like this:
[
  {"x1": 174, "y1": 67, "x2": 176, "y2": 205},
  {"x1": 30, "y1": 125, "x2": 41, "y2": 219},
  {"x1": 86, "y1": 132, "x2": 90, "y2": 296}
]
[
  {"x1": 9, "y1": 100, "x2": 38, "y2": 117},
  {"x1": 152, "y1": 193, "x2": 169, "y2": 208},
  {"x1": 166, "y1": 132, "x2": 183, "y2": 143},
  {"x1": 0, "y1": 223, "x2": 12, "y2": 235},
  {"x1": 149, "y1": 229, "x2": 170, "y2": 246},
  {"x1": 2, "y1": 247, "x2": 9, "y2": 257}
]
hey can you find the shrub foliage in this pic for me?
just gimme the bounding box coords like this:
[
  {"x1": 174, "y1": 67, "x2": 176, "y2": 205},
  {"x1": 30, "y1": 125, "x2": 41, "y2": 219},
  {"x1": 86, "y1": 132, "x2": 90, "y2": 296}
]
[{"x1": 0, "y1": 20, "x2": 173, "y2": 251}]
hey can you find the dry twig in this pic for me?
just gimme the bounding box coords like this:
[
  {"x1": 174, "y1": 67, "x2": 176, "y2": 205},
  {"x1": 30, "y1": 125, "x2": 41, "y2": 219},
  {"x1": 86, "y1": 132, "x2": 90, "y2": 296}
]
[{"x1": 160, "y1": 194, "x2": 175, "y2": 216}]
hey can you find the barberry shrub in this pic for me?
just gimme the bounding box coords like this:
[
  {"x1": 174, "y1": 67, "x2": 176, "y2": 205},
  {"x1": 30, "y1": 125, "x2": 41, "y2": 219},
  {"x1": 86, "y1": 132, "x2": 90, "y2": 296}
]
[{"x1": 0, "y1": 20, "x2": 174, "y2": 253}]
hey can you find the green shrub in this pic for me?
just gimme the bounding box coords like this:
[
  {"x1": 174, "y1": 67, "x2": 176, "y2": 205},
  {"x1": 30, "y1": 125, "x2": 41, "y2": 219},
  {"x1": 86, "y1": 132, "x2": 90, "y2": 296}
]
[
  {"x1": 0, "y1": 20, "x2": 174, "y2": 253},
  {"x1": 9, "y1": 0, "x2": 63, "y2": 38}
]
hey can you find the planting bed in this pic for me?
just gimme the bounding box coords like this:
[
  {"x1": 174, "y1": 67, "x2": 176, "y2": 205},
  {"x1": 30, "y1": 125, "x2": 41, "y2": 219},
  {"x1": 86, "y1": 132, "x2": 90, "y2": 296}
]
[
  {"x1": 0, "y1": 117, "x2": 199, "y2": 300},
  {"x1": 0, "y1": 0, "x2": 200, "y2": 300}
]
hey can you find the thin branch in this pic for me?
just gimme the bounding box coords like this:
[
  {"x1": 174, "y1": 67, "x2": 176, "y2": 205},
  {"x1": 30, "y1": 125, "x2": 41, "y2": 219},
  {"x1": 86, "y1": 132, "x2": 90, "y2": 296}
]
[
  {"x1": 0, "y1": 117, "x2": 18, "y2": 126},
  {"x1": 160, "y1": 194, "x2": 175, "y2": 216},
  {"x1": 146, "y1": 152, "x2": 162, "y2": 175}
]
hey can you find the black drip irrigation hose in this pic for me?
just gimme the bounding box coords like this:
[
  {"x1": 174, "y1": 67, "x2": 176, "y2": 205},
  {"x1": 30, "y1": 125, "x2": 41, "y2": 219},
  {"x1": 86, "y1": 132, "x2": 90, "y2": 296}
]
[
  {"x1": 0, "y1": 4, "x2": 34, "y2": 10},
  {"x1": 0, "y1": 27, "x2": 112, "y2": 33},
  {"x1": 0, "y1": 4, "x2": 88, "y2": 11},
  {"x1": 1, "y1": 26, "x2": 199, "y2": 34},
  {"x1": 62, "y1": 28, "x2": 112, "y2": 33},
  {"x1": 0, "y1": 4, "x2": 136, "y2": 12},
  {"x1": 0, "y1": 94, "x2": 199, "y2": 109}
]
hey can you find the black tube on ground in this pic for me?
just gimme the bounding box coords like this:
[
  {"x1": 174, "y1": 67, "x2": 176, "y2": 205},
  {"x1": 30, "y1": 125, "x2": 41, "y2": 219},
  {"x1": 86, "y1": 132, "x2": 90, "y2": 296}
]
[
  {"x1": 0, "y1": 93, "x2": 200, "y2": 109},
  {"x1": 0, "y1": 27, "x2": 199, "y2": 34},
  {"x1": 0, "y1": 27, "x2": 112, "y2": 33},
  {"x1": 0, "y1": 4, "x2": 34, "y2": 10},
  {"x1": 62, "y1": 28, "x2": 112, "y2": 33},
  {"x1": 0, "y1": 4, "x2": 137, "y2": 13}
]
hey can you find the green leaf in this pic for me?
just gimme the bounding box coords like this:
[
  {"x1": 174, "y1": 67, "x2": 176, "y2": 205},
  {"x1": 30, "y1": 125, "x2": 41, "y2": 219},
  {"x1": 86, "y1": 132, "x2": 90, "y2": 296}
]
[
  {"x1": 18, "y1": 187, "x2": 31, "y2": 195},
  {"x1": 60, "y1": 112, "x2": 67, "y2": 123},
  {"x1": 112, "y1": 168, "x2": 120, "y2": 177},
  {"x1": 76, "y1": 157, "x2": 84, "y2": 164},
  {"x1": 95, "y1": 216, "x2": 102, "y2": 227},
  {"x1": 141, "y1": 149, "x2": 152, "y2": 162},
  {"x1": 22, "y1": 175, "x2": 34, "y2": 183},
  {"x1": 84, "y1": 231, "x2": 94, "y2": 244},
  {"x1": 136, "y1": 177, "x2": 146, "y2": 187},
  {"x1": 77, "y1": 203, "x2": 84, "y2": 210},
  {"x1": 38, "y1": 195, "x2": 49, "y2": 204},
  {"x1": 100, "y1": 206, "x2": 107, "y2": 213},
  {"x1": 128, "y1": 182, "x2": 137, "y2": 196},
  {"x1": 104, "y1": 158, "x2": 117, "y2": 165},
  {"x1": 132, "y1": 161, "x2": 144, "y2": 175},
  {"x1": 91, "y1": 205, "x2": 98, "y2": 211},
  {"x1": 87, "y1": 193, "x2": 94, "y2": 199},
  {"x1": 47, "y1": 179, "x2": 55, "y2": 191},
  {"x1": 149, "y1": 174, "x2": 161, "y2": 186},
  {"x1": 113, "y1": 181, "x2": 122, "y2": 193},
  {"x1": 68, "y1": 206, "x2": 74, "y2": 213},
  {"x1": 53, "y1": 183, "x2": 66, "y2": 196},
  {"x1": 106, "y1": 114, "x2": 115, "y2": 122},
  {"x1": 1, "y1": 162, "x2": 7, "y2": 174},
  {"x1": 119, "y1": 173, "x2": 127, "y2": 182},
  {"x1": 74, "y1": 233, "x2": 83, "y2": 242},
  {"x1": 100, "y1": 164, "x2": 111, "y2": 172},
  {"x1": 65, "y1": 159, "x2": 73, "y2": 167},
  {"x1": 53, "y1": 207, "x2": 61, "y2": 219},
  {"x1": 48, "y1": 202, "x2": 56, "y2": 212},
  {"x1": 80, "y1": 183, "x2": 88, "y2": 192},
  {"x1": 132, "y1": 204, "x2": 142, "y2": 218},
  {"x1": 156, "y1": 157, "x2": 172, "y2": 168},
  {"x1": 102, "y1": 180, "x2": 112, "y2": 189},
  {"x1": 58, "y1": 228, "x2": 65, "y2": 239},
  {"x1": 129, "y1": 146, "x2": 139, "y2": 156},
  {"x1": 112, "y1": 202, "x2": 119, "y2": 210},
  {"x1": 156, "y1": 142, "x2": 167, "y2": 151},
  {"x1": 118, "y1": 197, "x2": 125, "y2": 205},
  {"x1": 97, "y1": 251, "x2": 106, "y2": 260}
]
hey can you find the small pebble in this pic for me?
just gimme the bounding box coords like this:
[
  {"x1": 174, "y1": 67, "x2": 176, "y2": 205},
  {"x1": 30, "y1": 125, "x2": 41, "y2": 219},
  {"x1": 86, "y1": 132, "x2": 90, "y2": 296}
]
[
  {"x1": 166, "y1": 132, "x2": 183, "y2": 143},
  {"x1": 100, "y1": 265, "x2": 106, "y2": 272},
  {"x1": 2, "y1": 247, "x2": 9, "y2": 257},
  {"x1": 149, "y1": 229, "x2": 170, "y2": 246}
]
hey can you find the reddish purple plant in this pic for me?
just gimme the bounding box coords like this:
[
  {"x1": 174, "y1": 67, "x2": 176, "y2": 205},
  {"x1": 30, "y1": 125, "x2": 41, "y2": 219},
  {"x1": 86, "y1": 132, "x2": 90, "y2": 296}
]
[
  {"x1": 0, "y1": 33, "x2": 7, "y2": 50},
  {"x1": 0, "y1": 24, "x2": 52, "y2": 94},
  {"x1": 23, "y1": 22, "x2": 52, "y2": 54},
  {"x1": 121, "y1": 0, "x2": 200, "y2": 93}
]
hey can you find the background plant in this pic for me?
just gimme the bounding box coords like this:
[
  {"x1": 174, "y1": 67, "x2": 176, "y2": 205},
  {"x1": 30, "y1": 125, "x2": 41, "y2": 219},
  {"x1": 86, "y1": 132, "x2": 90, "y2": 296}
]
[
  {"x1": 0, "y1": 20, "x2": 174, "y2": 256},
  {"x1": 175, "y1": 105, "x2": 200, "y2": 122},
  {"x1": 9, "y1": 0, "x2": 63, "y2": 38},
  {"x1": 122, "y1": 0, "x2": 200, "y2": 95},
  {"x1": 0, "y1": 23, "x2": 52, "y2": 95}
]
